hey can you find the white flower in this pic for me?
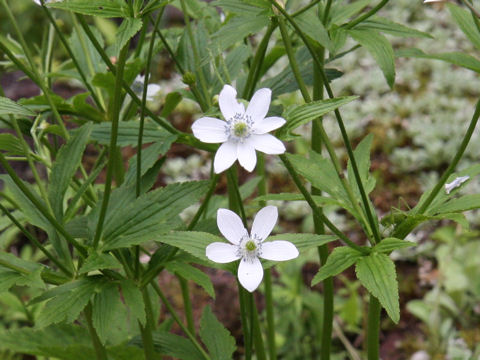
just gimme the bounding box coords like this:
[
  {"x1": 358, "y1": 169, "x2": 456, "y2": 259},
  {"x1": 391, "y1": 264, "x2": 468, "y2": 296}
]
[
  {"x1": 132, "y1": 75, "x2": 161, "y2": 102},
  {"x1": 423, "y1": 0, "x2": 447, "y2": 3},
  {"x1": 206, "y1": 206, "x2": 299, "y2": 292},
  {"x1": 445, "y1": 175, "x2": 469, "y2": 194},
  {"x1": 192, "y1": 85, "x2": 286, "y2": 173}
]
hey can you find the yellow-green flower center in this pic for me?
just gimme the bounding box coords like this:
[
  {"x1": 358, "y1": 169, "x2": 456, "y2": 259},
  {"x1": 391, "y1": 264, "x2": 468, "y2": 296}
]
[
  {"x1": 233, "y1": 122, "x2": 248, "y2": 137},
  {"x1": 245, "y1": 240, "x2": 257, "y2": 251}
]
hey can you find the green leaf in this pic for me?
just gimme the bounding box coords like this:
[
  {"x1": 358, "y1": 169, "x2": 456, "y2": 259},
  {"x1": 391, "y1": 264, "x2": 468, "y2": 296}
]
[
  {"x1": 149, "y1": 331, "x2": 204, "y2": 359},
  {"x1": 124, "y1": 141, "x2": 174, "y2": 186},
  {"x1": 396, "y1": 48, "x2": 480, "y2": 73},
  {"x1": 295, "y1": 11, "x2": 333, "y2": 51},
  {"x1": 268, "y1": 233, "x2": 337, "y2": 251},
  {"x1": 90, "y1": 121, "x2": 177, "y2": 147},
  {"x1": 355, "y1": 253, "x2": 400, "y2": 323},
  {"x1": 433, "y1": 194, "x2": 480, "y2": 214},
  {"x1": 356, "y1": 17, "x2": 432, "y2": 38},
  {"x1": 48, "y1": 0, "x2": 129, "y2": 18},
  {"x1": 199, "y1": 306, "x2": 236, "y2": 360},
  {"x1": 0, "y1": 252, "x2": 45, "y2": 292},
  {"x1": 92, "y1": 283, "x2": 123, "y2": 344},
  {"x1": 278, "y1": 96, "x2": 358, "y2": 140},
  {"x1": 161, "y1": 92, "x2": 183, "y2": 117},
  {"x1": 166, "y1": 261, "x2": 215, "y2": 298},
  {"x1": 0, "y1": 96, "x2": 35, "y2": 116},
  {"x1": 114, "y1": 18, "x2": 143, "y2": 56},
  {"x1": 0, "y1": 324, "x2": 95, "y2": 359},
  {"x1": 0, "y1": 133, "x2": 24, "y2": 155},
  {"x1": 311, "y1": 246, "x2": 364, "y2": 286},
  {"x1": 447, "y1": 3, "x2": 480, "y2": 51},
  {"x1": 36, "y1": 277, "x2": 102, "y2": 328},
  {"x1": 255, "y1": 193, "x2": 342, "y2": 207},
  {"x1": 330, "y1": 0, "x2": 371, "y2": 24},
  {"x1": 120, "y1": 280, "x2": 146, "y2": 326},
  {"x1": 212, "y1": 0, "x2": 271, "y2": 16},
  {"x1": 79, "y1": 252, "x2": 122, "y2": 274},
  {"x1": 101, "y1": 181, "x2": 210, "y2": 250},
  {"x1": 373, "y1": 238, "x2": 416, "y2": 253},
  {"x1": 69, "y1": 25, "x2": 106, "y2": 78},
  {"x1": 349, "y1": 29, "x2": 395, "y2": 88},
  {"x1": 48, "y1": 123, "x2": 92, "y2": 219},
  {"x1": 347, "y1": 133, "x2": 375, "y2": 195}
]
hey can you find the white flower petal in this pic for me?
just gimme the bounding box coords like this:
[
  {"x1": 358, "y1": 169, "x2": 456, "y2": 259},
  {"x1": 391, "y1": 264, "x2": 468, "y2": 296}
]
[
  {"x1": 246, "y1": 88, "x2": 271, "y2": 124},
  {"x1": 217, "y1": 208, "x2": 247, "y2": 245},
  {"x1": 251, "y1": 206, "x2": 278, "y2": 241},
  {"x1": 214, "y1": 141, "x2": 238, "y2": 173},
  {"x1": 238, "y1": 257, "x2": 263, "y2": 292},
  {"x1": 146, "y1": 84, "x2": 161, "y2": 100},
  {"x1": 219, "y1": 84, "x2": 245, "y2": 120},
  {"x1": 206, "y1": 242, "x2": 240, "y2": 263},
  {"x1": 250, "y1": 134, "x2": 286, "y2": 154},
  {"x1": 260, "y1": 241, "x2": 299, "y2": 261},
  {"x1": 252, "y1": 116, "x2": 286, "y2": 134},
  {"x1": 192, "y1": 117, "x2": 229, "y2": 144},
  {"x1": 237, "y1": 140, "x2": 257, "y2": 172},
  {"x1": 135, "y1": 74, "x2": 145, "y2": 83}
]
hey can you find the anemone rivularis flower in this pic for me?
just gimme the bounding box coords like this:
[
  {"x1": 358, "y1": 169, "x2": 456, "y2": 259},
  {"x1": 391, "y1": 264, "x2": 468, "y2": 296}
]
[
  {"x1": 206, "y1": 206, "x2": 299, "y2": 292},
  {"x1": 192, "y1": 85, "x2": 286, "y2": 173},
  {"x1": 445, "y1": 175, "x2": 469, "y2": 194}
]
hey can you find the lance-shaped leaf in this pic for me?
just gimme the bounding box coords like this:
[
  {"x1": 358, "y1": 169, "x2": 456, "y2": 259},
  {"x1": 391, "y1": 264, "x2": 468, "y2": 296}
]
[
  {"x1": 47, "y1": 0, "x2": 129, "y2": 18},
  {"x1": 396, "y1": 48, "x2": 480, "y2": 73},
  {"x1": 311, "y1": 246, "x2": 364, "y2": 286},
  {"x1": 447, "y1": 3, "x2": 480, "y2": 51},
  {"x1": 356, "y1": 252, "x2": 400, "y2": 323},
  {"x1": 373, "y1": 238, "x2": 416, "y2": 253},
  {"x1": 200, "y1": 306, "x2": 236, "y2": 360},
  {"x1": 0, "y1": 96, "x2": 35, "y2": 116}
]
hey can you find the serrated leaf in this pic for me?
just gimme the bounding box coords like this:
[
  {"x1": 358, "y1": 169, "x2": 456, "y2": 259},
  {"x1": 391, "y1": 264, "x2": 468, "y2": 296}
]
[
  {"x1": 347, "y1": 133, "x2": 375, "y2": 194},
  {"x1": 120, "y1": 280, "x2": 146, "y2": 326},
  {"x1": 373, "y1": 238, "x2": 416, "y2": 253},
  {"x1": 356, "y1": 253, "x2": 400, "y2": 323},
  {"x1": 433, "y1": 194, "x2": 480, "y2": 214},
  {"x1": 255, "y1": 193, "x2": 342, "y2": 207},
  {"x1": 396, "y1": 48, "x2": 480, "y2": 73},
  {"x1": 0, "y1": 253, "x2": 45, "y2": 292},
  {"x1": 311, "y1": 246, "x2": 364, "y2": 285},
  {"x1": 90, "y1": 121, "x2": 177, "y2": 147},
  {"x1": 47, "y1": 0, "x2": 129, "y2": 18},
  {"x1": 278, "y1": 97, "x2": 357, "y2": 140},
  {"x1": 48, "y1": 123, "x2": 92, "y2": 219},
  {"x1": 101, "y1": 181, "x2": 210, "y2": 250},
  {"x1": 447, "y1": 3, "x2": 480, "y2": 51},
  {"x1": 69, "y1": 25, "x2": 106, "y2": 79},
  {"x1": 92, "y1": 283, "x2": 123, "y2": 344},
  {"x1": 349, "y1": 29, "x2": 395, "y2": 88},
  {"x1": 114, "y1": 18, "x2": 143, "y2": 56},
  {"x1": 356, "y1": 17, "x2": 432, "y2": 38},
  {"x1": 140, "y1": 331, "x2": 203, "y2": 360},
  {"x1": 200, "y1": 306, "x2": 236, "y2": 360},
  {"x1": 0, "y1": 133, "x2": 24, "y2": 155},
  {"x1": 0, "y1": 96, "x2": 35, "y2": 116},
  {"x1": 79, "y1": 252, "x2": 122, "y2": 274},
  {"x1": 166, "y1": 261, "x2": 215, "y2": 298}
]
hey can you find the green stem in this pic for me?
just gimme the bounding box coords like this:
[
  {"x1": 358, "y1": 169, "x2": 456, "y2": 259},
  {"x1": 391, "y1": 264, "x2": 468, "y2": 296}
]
[
  {"x1": 0, "y1": 203, "x2": 72, "y2": 276},
  {"x1": 0, "y1": 153, "x2": 87, "y2": 257},
  {"x1": 271, "y1": 0, "x2": 382, "y2": 244},
  {"x1": 345, "y1": 0, "x2": 389, "y2": 29},
  {"x1": 85, "y1": 303, "x2": 108, "y2": 360},
  {"x1": 248, "y1": 293, "x2": 267, "y2": 360},
  {"x1": 92, "y1": 44, "x2": 129, "y2": 249},
  {"x1": 150, "y1": 282, "x2": 211, "y2": 360},
  {"x1": 280, "y1": 154, "x2": 369, "y2": 254},
  {"x1": 187, "y1": 174, "x2": 219, "y2": 230},
  {"x1": 226, "y1": 167, "x2": 247, "y2": 225},
  {"x1": 139, "y1": 288, "x2": 157, "y2": 359},
  {"x1": 366, "y1": 295, "x2": 381, "y2": 360},
  {"x1": 238, "y1": 284, "x2": 252, "y2": 360},
  {"x1": 179, "y1": 276, "x2": 195, "y2": 335}
]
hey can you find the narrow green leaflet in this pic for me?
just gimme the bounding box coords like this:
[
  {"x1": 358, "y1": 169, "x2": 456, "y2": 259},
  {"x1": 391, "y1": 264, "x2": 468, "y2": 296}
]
[
  {"x1": 356, "y1": 253, "x2": 400, "y2": 323},
  {"x1": 278, "y1": 96, "x2": 357, "y2": 140},
  {"x1": 0, "y1": 96, "x2": 35, "y2": 116},
  {"x1": 48, "y1": 123, "x2": 92, "y2": 219},
  {"x1": 78, "y1": 252, "x2": 122, "y2": 274},
  {"x1": 120, "y1": 280, "x2": 146, "y2": 326},
  {"x1": 148, "y1": 331, "x2": 204, "y2": 360},
  {"x1": 295, "y1": 11, "x2": 333, "y2": 51},
  {"x1": 433, "y1": 194, "x2": 480, "y2": 214},
  {"x1": 311, "y1": 246, "x2": 364, "y2": 286},
  {"x1": 347, "y1": 133, "x2": 376, "y2": 195},
  {"x1": 160, "y1": 231, "x2": 219, "y2": 263},
  {"x1": 255, "y1": 193, "x2": 342, "y2": 208},
  {"x1": 212, "y1": 0, "x2": 271, "y2": 16},
  {"x1": 92, "y1": 283, "x2": 124, "y2": 344},
  {"x1": 396, "y1": 48, "x2": 480, "y2": 73},
  {"x1": 268, "y1": 234, "x2": 337, "y2": 251},
  {"x1": 373, "y1": 238, "x2": 416, "y2": 253},
  {"x1": 0, "y1": 133, "x2": 24, "y2": 155},
  {"x1": 0, "y1": 252, "x2": 45, "y2": 292},
  {"x1": 0, "y1": 324, "x2": 95, "y2": 360},
  {"x1": 330, "y1": 0, "x2": 371, "y2": 24},
  {"x1": 199, "y1": 306, "x2": 236, "y2": 360},
  {"x1": 356, "y1": 17, "x2": 432, "y2": 38},
  {"x1": 161, "y1": 92, "x2": 183, "y2": 117},
  {"x1": 90, "y1": 121, "x2": 177, "y2": 147},
  {"x1": 166, "y1": 261, "x2": 215, "y2": 298},
  {"x1": 47, "y1": 0, "x2": 129, "y2": 18},
  {"x1": 114, "y1": 18, "x2": 143, "y2": 56},
  {"x1": 349, "y1": 29, "x2": 395, "y2": 88},
  {"x1": 447, "y1": 3, "x2": 480, "y2": 51}
]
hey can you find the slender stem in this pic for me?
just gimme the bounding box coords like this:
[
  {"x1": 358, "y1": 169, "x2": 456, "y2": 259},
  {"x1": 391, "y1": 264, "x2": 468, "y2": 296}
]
[
  {"x1": 0, "y1": 153, "x2": 87, "y2": 257},
  {"x1": 280, "y1": 154, "x2": 369, "y2": 254},
  {"x1": 271, "y1": 0, "x2": 382, "y2": 244},
  {"x1": 238, "y1": 284, "x2": 252, "y2": 360},
  {"x1": 226, "y1": 167, "x2": 247, "y2": 225},
  {"x1": 85, "y1": 303, "x2": 108, "y2": 360},
  {"x1": 92, "y1": 44, "x2": 129, "y2": 249},
  {"x1": 179, "y1": 0, "x2": 211, "y2": 108},
  {"x1": 323, "y1": 0, "x2": 333, "y2": 23},
  {"x1": 0, "y1": 203, "x2": 72, "y2": 276},
  {"x1": 249, "y1": 293, "x2": 267, "y2": 360},
  {"x1": 179, "y1": 276, "x2": 195, "y2": 335},
  {"x1": 150, "y1": 282, "x2": 211, "y2": 360},
  {"x1": 291, "y1": 0, "x2": 322, "y2": 17},
  {"x1": 366, "y1": 295, "x2": 381, "y2": 360},
  {"x1": 345, "y1": 0, "x2": 389, "y2": 29},
  {"x1": 139, "y1": 288, "x2": 157, "y2": 359},
  {"x1": 187, "y1": 174, "x2": 219, "y2": 230}
]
